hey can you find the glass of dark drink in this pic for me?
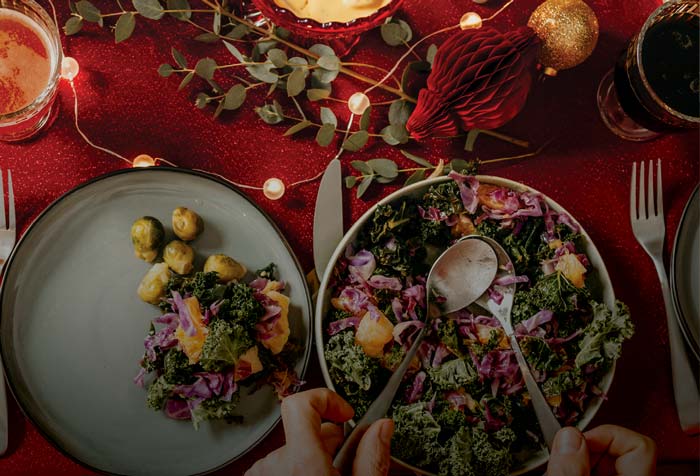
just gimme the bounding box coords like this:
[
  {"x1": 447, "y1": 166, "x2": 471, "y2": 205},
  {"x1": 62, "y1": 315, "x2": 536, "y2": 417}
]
[{"x1": 597, "y1": 0, "x2": 699, "y2": 141}]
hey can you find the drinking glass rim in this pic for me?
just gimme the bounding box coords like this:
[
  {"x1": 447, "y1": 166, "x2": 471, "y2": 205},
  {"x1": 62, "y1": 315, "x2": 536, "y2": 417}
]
[
  {"x1": 635, "y1": 0, "x2": 700, "y2": 124},
  {"x1": 0, "y1": 0, "x2": 63, "y2": 122}
]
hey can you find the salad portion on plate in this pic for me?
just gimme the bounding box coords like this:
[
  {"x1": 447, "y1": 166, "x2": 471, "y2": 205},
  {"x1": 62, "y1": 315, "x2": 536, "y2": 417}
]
[
  {"x1": 130, "y1": 207, "x2": 303, "y2": 429},
  {"x1": 320, "y1": 174, "x2": 633, "y2": 476}
]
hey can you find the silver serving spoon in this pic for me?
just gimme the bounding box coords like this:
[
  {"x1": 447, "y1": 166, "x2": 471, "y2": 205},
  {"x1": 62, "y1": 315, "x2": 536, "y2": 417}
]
[
  {"x1": 333, "y1": 239, "x2": 498, "y2": 473},
  {"x1": 466, "y1": 235, "x2": 562, "y2": 451}
]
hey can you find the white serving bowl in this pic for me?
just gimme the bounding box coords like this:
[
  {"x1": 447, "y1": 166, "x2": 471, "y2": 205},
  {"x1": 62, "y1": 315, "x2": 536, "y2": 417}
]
[{"x1": 315, "y1": 175, "x2": 617, "y2": 475}]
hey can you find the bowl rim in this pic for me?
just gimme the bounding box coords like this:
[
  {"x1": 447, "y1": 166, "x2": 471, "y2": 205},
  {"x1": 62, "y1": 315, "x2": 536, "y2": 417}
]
[
  {"x1": 314, "y1": 174, "x2": 618, "y2": 475},
  {"x1": 253, "y1": 0, "x2": 406, "y2": 36}
]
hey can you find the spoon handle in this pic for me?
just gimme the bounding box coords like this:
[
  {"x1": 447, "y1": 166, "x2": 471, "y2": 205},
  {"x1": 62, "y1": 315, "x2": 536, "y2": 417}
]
[
  {"x1": 508, "y1": 333, "x2": 562, "y2": 450},
  {"x1": 333, "y1": 326, "x2": 427, "y2": 473}
]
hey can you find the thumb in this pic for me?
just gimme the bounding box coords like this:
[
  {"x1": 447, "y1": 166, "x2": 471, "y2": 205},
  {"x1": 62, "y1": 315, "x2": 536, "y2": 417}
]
[
  {"x1": 352, "y1": 419, "x2": 394, "y2": 476},
  {"x1": 547, "y1": 427, "x2": 590, "y2": 476}
]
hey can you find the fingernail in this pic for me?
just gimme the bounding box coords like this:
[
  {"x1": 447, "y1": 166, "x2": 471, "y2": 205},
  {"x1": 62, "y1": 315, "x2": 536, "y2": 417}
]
[
  {"x1": 379, "y1": 419, "x2": 394, "y2": 445},
  {"x1": 555, "y1": 427, "x2": 583, "y2": 455}
]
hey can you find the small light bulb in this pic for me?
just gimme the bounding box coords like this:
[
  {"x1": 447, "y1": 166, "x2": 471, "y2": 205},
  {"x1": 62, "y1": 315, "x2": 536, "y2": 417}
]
[
  {"x1": 459, "y1": 12, "x2": 483, "y2": 30},
  {"x1": 263, "y1": 178, "x2": 286, "y2": 200},
  {"x1": 347, "y1": 92, "x2": 371, "y2": 115},
  {"x1": 61, "y1": 56, "x2": 80, "y2": 81},
  {"x1": 132, "y1": 154, "x2": 157, "y2": 168}
]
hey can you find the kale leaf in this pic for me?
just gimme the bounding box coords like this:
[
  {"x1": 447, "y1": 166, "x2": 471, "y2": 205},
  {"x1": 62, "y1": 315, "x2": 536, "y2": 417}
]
[
  {"x1": 146, "y1": 376, "x2": 173, "y2": 411},
  {"x1": 520, "y1": 337, "x2": 564, "y2": 372},
  {"x1": 324, "y1": 331, "x2": 380, "y2": 394},
  {"x1": 542, "y1": 368, "x2": 584, "y2": 398},
  {"x1": 391, "y1": 402, "x2": 444, "y2": 468},
  {"x1": 190, "y1": 395, "x2": 242, "y2": 429},
  {"x1": 511, "y1": 272, "x2": 590, "y2": 325},
  {"x1": 218, "y1": 282, "x2": 265, "y2": 330},
  {"x1": 422, "y1": 182, "x2": 464, "y2": 216},
  {"x1": 164, "y1": 272, "x2": 225, "y2": 309},
  {"x1": 575, "y1": 301, "x2": 634, "y2": 369},
  {"x1": 200, "y1": 319, "x2": 255, "y2": 372},
  {"x1": 163, "y1": 349, "x2": 194, "y2": 385},
  {"x1": 427, "y1": 359, "x2": 478, "y2": 392}
]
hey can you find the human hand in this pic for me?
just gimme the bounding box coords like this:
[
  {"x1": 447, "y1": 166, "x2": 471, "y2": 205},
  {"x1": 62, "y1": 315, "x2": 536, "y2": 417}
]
[
  {"x1": 245, "y1": 388, "x2": 394, "y2": 476},
  {"x1": 546, "y1": 425, "x2": 657, "y2": 476}
]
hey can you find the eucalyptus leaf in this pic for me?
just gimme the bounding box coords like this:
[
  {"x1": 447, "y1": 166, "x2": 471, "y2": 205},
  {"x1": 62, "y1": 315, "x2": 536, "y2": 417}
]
[
  {"x1": 397, "y1": 20, "x2": 413, "y2": 42},
  {"x1": 178, "y1": 71, "x2": 194, "y2": 90},
  {"x1": 381, "y1": 125, "x2": 400, "y2": 146},
  {"x1": 223, "y1": 84, "x2": 246, "y2": 110},
  {"x1": 213, "y1": 11, "x2": 221, "y2": 34},
  {"x1": 382, "y1": 124, "x2": 409, "y2": 145},
  {"x1": 342, "y1": 131, "x2": 369, "y2": 152},
  {"x1": 166, "y1": 0, "x2": 191, "y2": 20},
  {"x1": 288, "y1": 57, "x2": 310, "y2": 78},
  {"x1": 76, "y1": 0, "x2": 101, "y2": 23},
  {"x1": 69, "y1": 1, "x2": 78, "y2": 14},
  {"x1": 63, "y1": 16, "x2": 83, "y2": 35},
  {"x1": 286, "y1": 68, "x2": 306, "y2": 97},
  {"x1": 254, "y1": 39, "x2": 278, "y2": 57},
  {"x1": 310, "y1": 76, "x2": 333, "y2": 91},
  {"x1": 227, "y1": 24, "x2": 249, "y2": 40},
  {"x1": 368, "y1": 158, "x2": 398, "y2": 178},
  {"x1": 380, "y1": 22, "x2": 406, "y2": 47},
  {"x1": 158, "y1": 63, "x2": 174, "y2": 77},
  {"x1": 312, "y1": 67, "x2": 339, "y2": 84},
  {"x1": 133, "y1": 0, "x2": 164, "y2": 20},
  {"x1": 194, "y1": 58, "x2": 217, "y2": 80},
  {"x1": 356, "y1": 176, "x2": 373, "y2": 199},
  {"x1": 195, "y1": 93, "x2": 209, "y2": 109},
  {"x1": 345, "y1": 176, "x2": 357, "y2": 188},
  {"x1": 449, "y1": 159, "x2": 471, "y2": 174},
  {"x1": 194, "y1": 33, "x2": 220, "y2": 43},
  {"x1": 316, "y1": 123, "x2": 336, "y2": 147},
  {"x1": 360, "y1": 106, "x2": 372, "y2": 131},
  {"x1": 320, "y1": 107, "x2": 337, "y2": 127},
  {"x1": 274, "y1": 26, "x2": 291, "y2": 39},
  {"x1": 401, "y1": 151, "x2": 432, "y2": 168},
  {"x1": 247, "y1": 62, "x2": 278, "y2": 84},
  {"x1": 389, "y1": 100, "x2": 412, "y2": 126},
  {"x1": 350, "y1": 160, "x2": 372, "y2": 175},
  {"x1": 257, "y1": 103, "x2": 284, "y2": 124},
  {"x1": 376, "y1": 176, "x2": 396, "y2": 184},
  {"x1": 114, "y1": 13, "x2": 136, "y2": 43},
  {"x1": 465, "y1": 129, "x2": 481, "y2": 152},
  {"x1": 309, "y1": 44, "x2": 336, "y2": 58},
  {"x1": 307, "y1": 89, "x2": 330, "y2": 102},
  {"x1": 426, "y1": 44, "x2": 438, "y2": 65},
  {"x1": 284, "y1": 120, "x2": 312, "y2": 136},
  {"x1": 267, "y1": 49, "x2": 287, "y2": 68},
  {"x1": 404, "y1": 169, "x2": 426, "y2": 186},
  {"x1": 273, "y1": 100, "x2": 284, "y2": 116},
  {"x1": 171, "y1": 47, "x2": 187, "y2": 68},
  {"x1": 224, "y1": 41, "x2": 247, "y2": 63},
  {"x1": 317, "y1": 55, "x2": 340, "y2": 71}
]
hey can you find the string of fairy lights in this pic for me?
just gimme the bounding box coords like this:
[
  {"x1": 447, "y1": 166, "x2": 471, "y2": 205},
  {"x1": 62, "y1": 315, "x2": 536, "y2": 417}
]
[{"x1": 47, "y1": 0, "x2": 509, "y2": 200}]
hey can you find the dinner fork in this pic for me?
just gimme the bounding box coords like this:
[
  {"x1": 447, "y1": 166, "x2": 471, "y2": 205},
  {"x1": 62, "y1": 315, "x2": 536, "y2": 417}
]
[
  {"x1": 630, "y1": 160, "x2": 700, "y2": 435},
  {"x1": 0, "y1": 169, "x2": 14, "y2": 456}
]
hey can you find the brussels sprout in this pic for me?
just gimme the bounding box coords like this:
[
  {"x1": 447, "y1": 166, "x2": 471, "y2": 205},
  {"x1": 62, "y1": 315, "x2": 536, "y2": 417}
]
[
  {"x1": 131, "y1": 216, "x2": 165, "y2": 263},
  {"x1": 163, "y1": 240, "x2": 195, "y2": 275},
  {"x1": 137, "y1": 262, "x2": 171, "y2": 304},
  {"x1": 203, "y1": 254, "x2": 247, "y2": 283},
  {"x1": 172, "y1": 207, "x2": 204, "y2": 242}
]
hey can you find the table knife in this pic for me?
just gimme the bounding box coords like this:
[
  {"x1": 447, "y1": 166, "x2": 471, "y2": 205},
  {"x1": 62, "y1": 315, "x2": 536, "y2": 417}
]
[{"x1": 313, "y1": 158, "x2": 343, "y2": 282}]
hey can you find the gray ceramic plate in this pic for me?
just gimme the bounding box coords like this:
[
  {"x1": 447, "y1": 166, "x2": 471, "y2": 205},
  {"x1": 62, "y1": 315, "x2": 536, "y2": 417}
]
[
  {"x1": 315, "y1": 176, "x2": 617, "y2": 476},
  {"x1": 0, "y1": 168, "x2": 312, "y2": 476},
  {"x1": 671, "y1": 186, "x2": 700, "y2": 361}
]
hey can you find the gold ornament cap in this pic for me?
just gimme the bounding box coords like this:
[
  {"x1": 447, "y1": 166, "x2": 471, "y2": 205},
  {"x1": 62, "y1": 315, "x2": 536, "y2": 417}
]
[{"x1": 528, "y1": 0, "x2": 599, "y2": 74}]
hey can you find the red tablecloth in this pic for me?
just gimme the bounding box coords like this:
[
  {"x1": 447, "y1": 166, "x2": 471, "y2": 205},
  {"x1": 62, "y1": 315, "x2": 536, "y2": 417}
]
[{"x1": 0, "y1": 0, "x2": 698, "y2": 474}]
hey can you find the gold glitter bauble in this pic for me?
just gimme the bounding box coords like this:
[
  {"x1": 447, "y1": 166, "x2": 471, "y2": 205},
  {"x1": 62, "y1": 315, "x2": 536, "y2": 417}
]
[{"x1": 528, "y1": 0, "x2": 599, "y2": 76}]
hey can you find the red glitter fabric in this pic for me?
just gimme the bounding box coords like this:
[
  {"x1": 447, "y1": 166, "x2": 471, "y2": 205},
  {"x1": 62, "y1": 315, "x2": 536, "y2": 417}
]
[{"x1": 0, "y1": 1, "x2": 698, "y2": 475}]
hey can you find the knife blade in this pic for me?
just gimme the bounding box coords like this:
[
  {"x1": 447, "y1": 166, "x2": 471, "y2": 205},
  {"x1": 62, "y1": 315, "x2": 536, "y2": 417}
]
[{"x1": 313, "y1": 158, "x2": 343, "y2": 282}]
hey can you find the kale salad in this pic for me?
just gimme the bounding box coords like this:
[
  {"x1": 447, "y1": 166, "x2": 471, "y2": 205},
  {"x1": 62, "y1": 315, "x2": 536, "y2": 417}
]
[
  {"x1": 322, "y1": 174, "x2": 633, "y2": 476},
  {"x1": 131, "y1": 208, "x2": 302, "y2": 429}
]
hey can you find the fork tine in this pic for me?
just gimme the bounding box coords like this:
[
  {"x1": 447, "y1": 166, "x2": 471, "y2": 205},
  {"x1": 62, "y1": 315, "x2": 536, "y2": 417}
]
[
  {"x1": 648, "y1": 160, "x2": 655, "y2": 216},
  {"x1": 656, "y1": 159, "x2": 663, "y2": 217},
  {"x1": 630, "y1": 162, "x2": 638, "y2": 220},
  {"x1": 8, "y1": 170, "x2": 15, "y2": 230},
  {"x1": 0, "y1": 169, "x2": 5, "y2": 230},
  {"x1": 640, "y1": 161, "x2": 647, "y2": 219}
]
